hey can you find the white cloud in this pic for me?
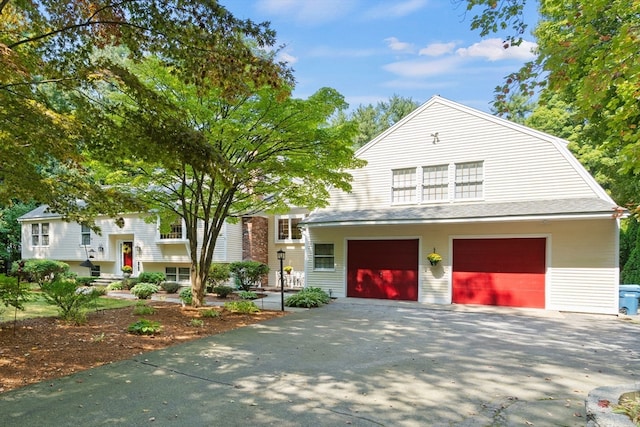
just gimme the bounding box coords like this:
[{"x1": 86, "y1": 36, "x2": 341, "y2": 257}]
[
  {"x1": 363, "y1": 0, "x2": 429, "y2": 19},
  {"x1": 419, "y1": 42, "x2": 457, "y2": 57},
  {"x1": 277, "y1": 51, "x2": 298, "y2": 65},
  {"x1": 256, "y1": 0, "x2": 358, "y2": 25},
  {"x1": 383, "y1": 56, "x2": 463, "y2": 78},
  {"x1": 456, "y1": 38, "x2": 537, "y2": 61},
  {"x1": 384, "y1": 37, "x2": 414, "y2": 53}
]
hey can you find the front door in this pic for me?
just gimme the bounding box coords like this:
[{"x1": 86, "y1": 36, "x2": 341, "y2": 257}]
[{"x1": 122, "y1": 241, "x2": 134, "y2": 273}]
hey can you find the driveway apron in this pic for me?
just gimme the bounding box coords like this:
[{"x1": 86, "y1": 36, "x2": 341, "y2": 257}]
[{"x1": 1, "y1": 300, "x2": 639, "y2": 426}]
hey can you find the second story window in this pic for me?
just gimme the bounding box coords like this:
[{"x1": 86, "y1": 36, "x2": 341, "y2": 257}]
[
  {"x1": 160, "y1": 221, "x2": 184, "y2": 239},
  {"x1": 277, "y1": 216, "x2": 304, "y2": 242},
  {"x1": 81, "y1": 224, "x2": 91, "y2": 245},
  {"x1": 31, "y1": 223, "x2": 49, "y2": 246},
  {"x1": 392, "y1": 168, "x2": 416, "y2": 203},
  {"x1": 455, "y1": 161, "x2": 484, "y2": 199},
  {"x1": 423, "y1": 164, "x2": 449, "y2": 201}
]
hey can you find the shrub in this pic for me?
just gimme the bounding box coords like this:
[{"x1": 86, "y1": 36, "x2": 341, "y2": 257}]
[
  {"x1": 161, "y1": 282, "x2": 181, "y2": 293},
  {"x1": 0, "y1": 274, "x2": 34, "y2": 329},
  {"x1": 133, "y1": 301, "x2": 155, "y2": 315},
  {"x1": 138, "y1": 272, "x2": 166, "y2": 285},
  {"x1": 76, "y1": 276, "x2": 96, "y2": 286},
  {"x1": 285, "y1": 287, "x2": 331, "y2": 308},
  {"x1": 238, "y1": 291, "x2": 258, "y2": 300},
  {"x1": 41, "y1": 278, "x2": 99, "y2": 323},
  {"x1": 127, "y1": 319, "x2": 161, "y2": 335},
  {"x1": 92, "y1": 285, "x2": 108, "y2": 296},
  {"x1": 12, "y1": 259, "x2": 70, "y2": 287},
  {"x1": 229, "y1": 261, "x2": 269, "y2": 291},
  {"x1": 129, "y1": 283, "x2": 160, "y2": 299},
  {"x1": 189, "y1": 318, "x2": 204, "y2": 327},
  {"x1": 179, "y1": 287, "x2": 193, "y2": 305},
  {"x1": 107, "y1": 281, "x2": 123, "y2": 291},
  {"x1": 213, "y1": 285, "x2": 234, "y2": 298},
  {"x1": 201, "y1": 309, "x2": 221, "y2": 318},
  {"x1": 207, "y1": 263, "x2": 231, "y2": 292},
  {"x1": 223, "y1": 300, "x2": 260, "y2": 314}
]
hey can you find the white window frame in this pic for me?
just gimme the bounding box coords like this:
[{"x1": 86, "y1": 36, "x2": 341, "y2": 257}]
[
  {"x1": 391, "y1": 168, "x2": 417, "y2": 204},
  {"x1": 158, "y1": 219, "x2": 186, "y2": 241},
  {"x1": 422, "y1": 164, "x2": 449, "y2": 202},
  {"x1": 313, "y1": 243, "x2": 335, "y2": 271},
  {"x1": 31, "y1": 222, "x2": 50, "y2": 247},
  {"x1": 454, "y1": 161, "x2": 484, "y2": 200},
  {"x1": 81, "y1": 224, "x2": 91, "y2": 246},
  {"x1": 165, "y1": 267, "x2": 190, "y2": 282},
  {"x1": 275, "y1": 214, "x2": 306, "y2": 243}
]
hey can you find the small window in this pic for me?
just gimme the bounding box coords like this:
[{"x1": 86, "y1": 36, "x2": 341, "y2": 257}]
[
  {"x1": 160, "y1": 221, "x2": 183, "y2": 239},
  {"x1": 31, "y1": 224, "x2": 39, "y2": 246},
  {"x1": 31, "y1": 223, "x2": 49, "y2": 246},
  {"x1": 165, "y1": 267, "x2": 190, "y2": 282},
  {"x1": 392, "y1": 168, "x2": 416, "y2": 203},
  {"x1": 41, "y1": 223, "x2": 49, "y2": 246},
  {"x1": 423, "y1": 165, "x2": 449, "y2": 201},
  {"x1": 81, "y1": 224, "x2": 91, "y2": 246},
  {"x1": 314, "y1": 243, "x2": 334, "y2": 270},
  {"x1": 276, "y1": 215, "x2": 305, "y2": 242},
  {"x1": 455, "y1": 161, "x2": 483, "y2": 199},
  {"x1": 90, "y1": 265, "x2": 101, "y2": 278}
]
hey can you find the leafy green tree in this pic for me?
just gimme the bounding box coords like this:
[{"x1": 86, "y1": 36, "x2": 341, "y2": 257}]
[
  {"x1": 0, "y1": 274, "x2": 33, "y2": 333},
  {"x1": 0, "y1": 201, "x2": 36, "y2": 272},
  {"x1": 1, "y1": 0, "x2": 292, "y2": 219},
  {"x1": 463, "y1": 0, "x2": 640, "y2": 206},
  {"x1": 334, "y1": 95, "x2": 420, "y2": 149},
  {"x1": 230, "y1": 261, "x2": 270, "y2": 292},
  {"x1": 84, "y1": 57, "x2": 363, "y2": 306}
]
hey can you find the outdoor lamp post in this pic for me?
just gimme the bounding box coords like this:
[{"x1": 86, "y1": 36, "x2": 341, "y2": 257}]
[{"x1": 277, "y1": 249, "x2": 285, "y2": 311}]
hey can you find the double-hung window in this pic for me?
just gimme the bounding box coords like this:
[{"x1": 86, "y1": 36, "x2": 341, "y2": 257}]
[
  {"x1": 31, "y1": 223, "x2": 49, "y2": 246},
  {"x1": 166, "y1": 267, "x2": 190, "y2": 282},
  {"x1": 160, "y1": 220, "x2": 184, "y2": 240},
  {"x1": 276, "y1": 215, "x2": 304, "y2": 242},
  {"x1": 455, "y1": 161, "x2": 484, "y2": 199},
  {"x1": 422, "y1": 164, "x2": 449, "y2": 201},
  {"x1": 313, "y1": 243, "x2": 334, "y2": 270},
  {"x1": 392, "y1": 168, "x2": 416, "y2": 203},
  {"x1": 81, "y1": 224, "x2": 91, "y2": 246}
]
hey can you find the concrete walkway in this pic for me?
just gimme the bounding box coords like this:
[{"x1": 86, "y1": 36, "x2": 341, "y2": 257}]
[{"x1": 1, "y1": 298, "x2": 639, "y2": 426}]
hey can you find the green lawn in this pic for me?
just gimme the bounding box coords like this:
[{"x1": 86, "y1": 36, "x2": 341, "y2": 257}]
[{"x1": 0, "y1": 293, "x2": 137, "y2": 323}]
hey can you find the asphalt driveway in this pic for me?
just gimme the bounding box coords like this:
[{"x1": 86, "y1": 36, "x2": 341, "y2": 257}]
[{"x1": 1, "y1": 299, "x2": 639, "y2": 426}]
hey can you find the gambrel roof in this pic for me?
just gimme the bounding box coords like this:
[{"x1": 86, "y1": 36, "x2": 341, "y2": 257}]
[{"x1": 303, "y1": 95, "x2": 622, "y2": 227}]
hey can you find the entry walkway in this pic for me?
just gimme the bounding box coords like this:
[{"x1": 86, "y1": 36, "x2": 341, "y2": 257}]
[{"x1": 1, "y1": 300, "x2": 639, "y2": 426}]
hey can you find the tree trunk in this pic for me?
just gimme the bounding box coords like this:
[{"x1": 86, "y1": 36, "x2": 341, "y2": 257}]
[{"x1": 191, "y1": 266, "x2": 205, "y2": 307}]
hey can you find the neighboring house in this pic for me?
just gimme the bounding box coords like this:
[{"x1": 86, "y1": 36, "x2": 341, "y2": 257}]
[
  {"x1": 18, "y1": 207, "x2": 307, "y2": 286},
  {"x1": 301, "y1": 96, "x2": 624, "y2": 314}
]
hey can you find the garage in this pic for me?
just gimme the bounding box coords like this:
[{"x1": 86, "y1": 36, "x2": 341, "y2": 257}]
[
  {"x1": 452, "y1": 238, "x2": 546, "y2": 308},
  {"x1": 347, "y1": 239, "x2": 419, "y2": 301}
]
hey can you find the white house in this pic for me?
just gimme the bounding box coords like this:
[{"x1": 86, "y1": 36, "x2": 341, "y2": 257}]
[
  {"x1": 18, "y1": 207, "x2": 308, "y2": 287},
  {"x1": 301, "y1": 96, "x2": 623, "y2": 314}
]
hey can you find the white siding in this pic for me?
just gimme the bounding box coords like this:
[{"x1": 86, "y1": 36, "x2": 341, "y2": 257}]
[
  {"x1": 328, "y1": 99, "x2": 607, "y2": 212},
  {"x1": 306, "y1": 218, "x2": 619, "y2": 314}
]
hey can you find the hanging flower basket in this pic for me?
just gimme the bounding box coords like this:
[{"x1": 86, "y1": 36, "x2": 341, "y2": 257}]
[{"x1": 427, "y1": 251, "x2": 442, "y2": 266}]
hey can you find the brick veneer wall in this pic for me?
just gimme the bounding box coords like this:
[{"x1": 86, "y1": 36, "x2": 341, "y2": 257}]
[{"x1": 242, "y1": 216, "x2": 269, "y2": 286}]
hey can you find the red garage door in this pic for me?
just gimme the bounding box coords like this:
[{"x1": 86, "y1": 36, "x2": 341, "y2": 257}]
[
  {"x1": 347, "y1": 239, "x2": 419, "y2": 301},
  {"x1": 452, "y1": 238, "x2": 546, "y2": 308}
]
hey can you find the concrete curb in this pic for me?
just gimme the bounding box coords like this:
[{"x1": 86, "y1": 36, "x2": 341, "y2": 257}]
[{"x1": 586, "y1": 384, "x2": 640, "y2": 427}]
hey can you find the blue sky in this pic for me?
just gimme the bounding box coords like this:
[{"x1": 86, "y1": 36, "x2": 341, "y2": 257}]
[{"x1": 222, "y1": 0, "x2": 539, "y2": 112}]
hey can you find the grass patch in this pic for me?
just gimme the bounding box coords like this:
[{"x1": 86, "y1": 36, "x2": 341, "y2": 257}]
[{"x1": 0, "y1": 293, "x2": 137, "y2": 322}]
